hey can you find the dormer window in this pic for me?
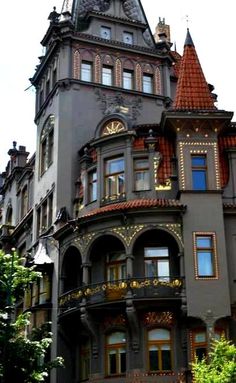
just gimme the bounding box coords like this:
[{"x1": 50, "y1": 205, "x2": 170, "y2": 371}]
[
  {"x1": 123, "y1": 32, "x2": 133, "y2": 45},
  {"x1": 101, "y1": 26, "x2": 111, "y2": 40}
]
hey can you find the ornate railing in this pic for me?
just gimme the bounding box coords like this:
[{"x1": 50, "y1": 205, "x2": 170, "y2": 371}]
[{"x1": 59, "y1": 277, "x2": 183, "y2": 312}]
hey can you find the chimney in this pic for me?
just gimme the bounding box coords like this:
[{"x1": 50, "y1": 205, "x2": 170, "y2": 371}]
[{"x1": 154, "y1": 17, "x2": 171, "y2": 43}]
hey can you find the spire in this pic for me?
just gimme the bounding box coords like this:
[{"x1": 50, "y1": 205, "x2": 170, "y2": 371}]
[{"x1": 173, "y1": 29, "x2": 215, "y2": 111}]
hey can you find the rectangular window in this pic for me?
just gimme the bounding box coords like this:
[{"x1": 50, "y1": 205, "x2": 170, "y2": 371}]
[
  {"x1": 192, "y1": 155, "x2": 207, "y2": 190},
  {"x1": 123, "y1": 70, "x2": 133, "y2": 90},
  {"x1": 144, "y1": 247, "x2": 170, "y2": 281},
  {"x1": 102, "y1": 66, "x2": 113, "y2": 86},
  {"x1": 101, "y1": 26, "x2": 111, "y2": 39},
  {"x1": 134, "y1": 158, "x2": 150, "y2": 191},
  {"x1": 88, "y1": 170, "x2": 97, "y2": 202},
  {"x1": 52, "y1": 67, "x2": 57, "y2": 87},
  {"x1": 123, "y1": 31, "x2": 133, "y2": 44},
  {"x1": 81, "y1": 62, "x2": 92, "y2": 82},
  {"x1": 105, "y1": 157, "x2": 125, "y2": 198},
  {"x1": 194, "y1": 233, "x2": 217, "y2": 278},
  {"x1": 40, "y1": 139, "x2": 47, "y2": 174},
  {"x1": 48, "y1": 129, "x2": 54, "y2": 165},
  {"x1": 143, "y1": 74, "x2": 153, "y2": 93}
]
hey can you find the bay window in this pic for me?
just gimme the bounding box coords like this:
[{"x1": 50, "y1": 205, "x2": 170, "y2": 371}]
[{"x1": 105, "y1": 157, "x2": 125, "y2": 198}]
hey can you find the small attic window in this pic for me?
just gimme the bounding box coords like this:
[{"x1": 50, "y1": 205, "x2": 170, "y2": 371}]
[
  {"x1": 123, "y1": 32, "x2": 133, "y2": 44},
  {"x1": 101, "y1": 26, "x2": 111, "y2": 40}
]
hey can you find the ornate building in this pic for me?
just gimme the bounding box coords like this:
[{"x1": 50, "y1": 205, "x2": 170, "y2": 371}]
[{"x1": 1, "y1": 0, "x2": 236, "y2": 382}]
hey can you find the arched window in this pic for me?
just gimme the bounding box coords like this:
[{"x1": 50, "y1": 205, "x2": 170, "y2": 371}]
[
  {"x1": 40, "y1": 115, "x2": 54, "y2": 175},
  {"x1": 148, "y1": 328, "x2": 172, "y2": 372},
  {"x1": 106, "y1": 332, "x2": 126, "y2": 376}
]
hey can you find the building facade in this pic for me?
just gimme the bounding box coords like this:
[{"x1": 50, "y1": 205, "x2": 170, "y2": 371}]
[{"x1": 1, "y1": 1, "x2": 236, "y2": 382}]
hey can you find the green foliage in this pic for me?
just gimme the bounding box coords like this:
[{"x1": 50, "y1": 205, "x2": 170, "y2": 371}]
[
  {"x1": 0, "y1": 250, "x2": 63, "y2": 382},
  {"x1": 192, "y1": 337, "x2": 236, "y2": 383}
]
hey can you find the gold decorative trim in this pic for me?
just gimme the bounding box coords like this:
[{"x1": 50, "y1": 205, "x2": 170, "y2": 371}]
[
  {"x1": 154, "y1": 66, "x2": 162, "y2": 95},
  {"x1": 115, "y1": 59, "x2": 122, "y2": 87},
  {"x1": 143, "y1": 311, "x2": 174, "y2": 327},
  {"x1": 73, "y1": 50, "x2": 80, "y2": 79},
  {"x1": 111, "y1": 225, "x2": 144, "y2": 247},
  {"x1": 159, "y1": 223, "x2": 183, "y2": 247},
  {"x1": 75, "y1": 233, "x2": 96, "y2": 254},
  {"x1": 135, "y1": 63, "x2": 142, "y2": 92},
  {"x1": 94, "y1": 54, "x2": 101, "y2": 83},
  {"x1": 156, "y1": 178, "x2": 171, "y2": 191},
  {"x1": 179, "y1": 141, "x2": 221, "y2": 190}
]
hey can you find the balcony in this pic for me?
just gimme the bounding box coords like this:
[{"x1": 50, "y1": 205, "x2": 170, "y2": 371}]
[{"x1": 59, "y1": 276, "x2": 183, "y2": 314}]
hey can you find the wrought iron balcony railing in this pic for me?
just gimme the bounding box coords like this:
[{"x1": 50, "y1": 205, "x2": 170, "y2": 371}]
[{"x1": 59, "y1": 276, "x2": 183, "y2": 313}]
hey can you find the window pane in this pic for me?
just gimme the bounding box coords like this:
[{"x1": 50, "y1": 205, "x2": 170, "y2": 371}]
[
  {"x1": 192, "y1": 170, "x2": 207, "y2": 190},
  {"x1": 108, "y1": 332, "x2": 126, "y2": 345},
  {"x1": 148, "y1": 329, "x2": 170, "y2": 341},
  {"x1": 197, "y1": 251, "x2": 214, "y2": 276},
  {"x1": 196, "y1": 237, "x2": 212, "y2": 248},
  {"x1": 161, "y1": 347, "x2": 171, "y2": 370},
  {"x1": 196, "y1": 347, "x2": 207, "y2": 361},
  {"x1": 135, "y1": 171, "x2": 150, "y2": 191},
  {"x1": 149, "y1": 349, "x2": 159, "y2": 371},
  {"x1": 145, "y1": 260, "x2": 157, "y2": 277},
  {"x1": 118, "y1": 174, "x2": 125, "y2": 193},
  {"x1": 120, "y1": 351, "x2": 126, "y2": 373},
  {"x1": 145, "y1": 248, "x2": 169, "y2": 258},
  {"x1": 157, "y1": 260, "x2": 170, "y2": 278},
  {"x1": 143, "y1": 75, "x2": 153, "y2": 93},
  {"x1": 192, "y1": 156, "x2": 206, "y2": 166},
  {"x1": 109, "y1": 353, "x2": 117, "y2": 374},
  {"x1": 194, "y1": 332, "x2": 206, "y2": 343},
  {"x1": 102, "y1": 67, "x2": 112, "y2": 86},
  {"x1": 81, "y1": 62, "x2": 92, "y2": 82},
  {"x1": 123, "y1": 70, "x2": 133, "y2": 89},
  {"x1": 106, "y1": 158, "x2": 124, "y2": 174}
]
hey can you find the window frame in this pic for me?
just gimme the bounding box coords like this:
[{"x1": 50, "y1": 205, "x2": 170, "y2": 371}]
[
  {"x1": 123, "y1": 69, "x2": 134, "y2": 90},
  {"x1": 144, "y1": 247, "x2": 170, "y2": 281},
  {"x1": 106, "y1": 331, "x2": 126, "y2": 376},
  {"x1": 143, "y1": 73, "x2": 153, "y2": 94},
  {"x1": 81, "y1": 61, "x2": 93, "y2": 82},
  {"x1": 193, "y1": 232, "x2": 218, "y2": 279},
  {"x1": 191, "y1": 154, "x2": 207, "y2": 190},
  {"x1": 40, "y1": 115, "x2": 54, "y2": 176},
  {"x1": 147, "y1": 328, "x2": 173, "y2": 372},
  {"x1": 104, "y1": 157, "x2": 125, "y2": 199},
  {"x1": 106, "y1": 252, "x2": 126, "y2": 282},
  {"x1": 134, "y1": 157, "x2": 150, "y2": 191},
  {"x1": 101, "y1": 26, "x2": 111, "y2": 40},
  {"x1": 88, "y1": 169, "x2": 97, "y2": 203},
  {"x1": 102, "y1": 65, "x2": 113, "y2": 86},
  {"x1": 123, "y1": 31, "x2": 134, "y2": 44}
]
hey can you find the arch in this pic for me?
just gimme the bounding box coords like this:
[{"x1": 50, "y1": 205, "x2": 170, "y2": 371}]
[
  {"x1": 130, "y1": 225, "x2": 183, "y2": 254},
  {"x1": 132, "y1": 228, "x2": 181, "y2": 280},
  {"x1": 94, "y1": 114, "x2": 129, "y2": 139},
  {"x1": 87, "y1": 234, "x2": 126, "y2": 285},
  {"x1": 61, "y1": 246, "x2": 82, "y2": 294},
  {"x1": 122, "y1": 58, "x2": 135, "y2": 70}
]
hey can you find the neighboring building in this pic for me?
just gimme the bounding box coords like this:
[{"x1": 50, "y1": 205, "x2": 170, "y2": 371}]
[{"x1": 1, "y1": 1, "x2": 236, "y2": 382}]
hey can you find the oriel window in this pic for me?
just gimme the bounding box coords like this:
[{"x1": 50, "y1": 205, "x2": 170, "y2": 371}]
[
  {"x1": 105, "y1": 157, "x2": 125, "y2": 198},
  {"x1": 134, "y1": 158, "x2": 150, "y2": 191},
  {"x1": 144, "y1": 247, "x2": 170, "y2": 281}
]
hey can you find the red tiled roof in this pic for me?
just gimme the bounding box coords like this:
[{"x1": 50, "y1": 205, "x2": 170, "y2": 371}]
[
  {"x1": 170, "y1": 50, "x2": 182, "y2": 78},
  {"x1": 81, "y1": 199, "x2": 184, "y2": 218},
  {"x1": 173, "y1": 29, "x2": 215, "y2": 111},
  {"x1": 218, "y1": 136, "x2": 236, "y2": 187}
]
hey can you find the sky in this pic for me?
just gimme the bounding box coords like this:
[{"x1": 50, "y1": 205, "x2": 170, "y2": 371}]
[{"x1": 0, "y1": 0, "x2": 235, "y2": 172}]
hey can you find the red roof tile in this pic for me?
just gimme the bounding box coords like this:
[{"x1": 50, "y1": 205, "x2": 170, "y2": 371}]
[
  {"x1": 81, "y1": 199, "x2": 184, "y2": 218},
  {"x1": 173, "y1": 29, "x2": 216, "y2": 111},
  {"x1": 218, "y1": 135, "x2": 236, "y2": 187}
]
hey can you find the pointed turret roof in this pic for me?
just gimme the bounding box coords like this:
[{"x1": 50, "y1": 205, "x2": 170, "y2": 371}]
[{"x1": 173, "y1": 29, "x2": 215, "y2": 111}]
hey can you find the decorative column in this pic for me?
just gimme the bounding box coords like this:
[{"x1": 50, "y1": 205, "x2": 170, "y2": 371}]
[
  {"x1": 81, "y1": 262, "x2": 91, "y2": 285},
  {"x1": 126, "y1": 254, "x2": 134, "y2": 277}
]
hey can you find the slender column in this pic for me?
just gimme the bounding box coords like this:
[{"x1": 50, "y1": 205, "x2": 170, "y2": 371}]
[
  {"x1": 126, "y1": 254, "x2": 134, "y2": 277},
  {"x1": 81, "y1": 262, "x2": 91, "y2": 285}
]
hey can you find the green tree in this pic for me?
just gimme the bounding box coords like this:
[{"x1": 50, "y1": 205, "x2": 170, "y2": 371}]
[
  {"x1": 192, "y1": 337, "x2": 236, "y2": 383},
  {"x1": 0, "y1": 250, "x2": 63, "y2": 382}
]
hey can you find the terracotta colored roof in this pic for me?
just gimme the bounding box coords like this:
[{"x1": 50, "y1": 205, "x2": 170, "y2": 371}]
[
  {"x1": 81, "y1": 199, "x2": 184, "y2": 218},
  {"x1": 170, "y1": 50, "x2": 182, "y2": 78},
  {"x1": 218, "y1": 135, "x2": 236, "y2": 187},
  {"x1": 173, "y1": 29, "x2": 216, "y2": 111}
]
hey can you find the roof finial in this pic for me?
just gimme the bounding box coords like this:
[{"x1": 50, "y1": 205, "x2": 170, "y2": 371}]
[
  {"x1": 48, "y1": 6, "x2": 60, "y2": 23},
  {"x1": 185, "y1": 15, "x2": 189, "y2": 28}
]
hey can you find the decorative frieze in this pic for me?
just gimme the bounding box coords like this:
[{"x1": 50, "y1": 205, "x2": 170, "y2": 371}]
[
  {"x1": 111, "y1": 225, "x2": 144, "y2": 247},
  {"x1": 73, "y1": 50, "x2": 80, "y2": 79},
  {"x1": 143, "y1": 311, "x2": 174, "y2": 327}
]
